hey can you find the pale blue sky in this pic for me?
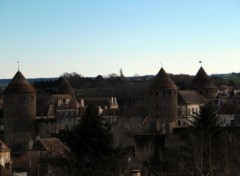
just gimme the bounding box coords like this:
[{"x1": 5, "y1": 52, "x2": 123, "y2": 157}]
[{"x1": 0, "y1": 0, "x2": 240, "y2": 78}]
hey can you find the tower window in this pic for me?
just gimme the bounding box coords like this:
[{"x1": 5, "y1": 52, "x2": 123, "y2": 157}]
[{"x1": 178, "y1": 120, "x2": 181, "y2": 126}]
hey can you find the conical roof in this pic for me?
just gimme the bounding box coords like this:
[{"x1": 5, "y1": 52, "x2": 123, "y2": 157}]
[
  {"x1": 58, "y1": 77, "x2": 74, "y2": 95},
  {"x1": 191, "y1": 67, "x2": 216, "y2": 89},
  {"x1": 3, "y1": 71, "x2": 36, "y2": 94},
  {"x1": 149, "y1": 67, "x2": 177, "y2": 91}
]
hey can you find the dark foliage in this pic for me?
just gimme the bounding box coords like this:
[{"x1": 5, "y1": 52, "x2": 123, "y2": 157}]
[{"x1": 60, "y1": 105, "x2": 121, "y2": 176}]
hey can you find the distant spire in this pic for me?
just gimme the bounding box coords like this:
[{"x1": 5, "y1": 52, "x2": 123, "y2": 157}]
[{"x1": 17, "y1": 61, "x2": 20, "y2": 71}]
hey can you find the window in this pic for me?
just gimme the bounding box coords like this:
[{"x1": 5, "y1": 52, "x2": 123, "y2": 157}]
[
  {"x1": 178, "y1": 108, "x2": 181, "y2": 116},
  {"x1": 178, "y1": 120, "x2": 181, "y2": 126},
  {"x1": 169, "y1": 91, "x2": 171, "y2": 95},
  {"x1": 155, "y1": 92, "x2": 158, "y2": 95},
  {"x1": 156, "y1": 114, "x2": 159, "y2": 119}
]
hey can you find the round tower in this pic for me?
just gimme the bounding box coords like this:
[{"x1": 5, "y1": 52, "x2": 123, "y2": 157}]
[
  {"x1": 2, "y1": 71, "x2": 36, "y2": 149},
  {"x1": 148, "y1": 68, "x2": 178, "y2": 134},
  {"x1": 191, "y1": 66, "x2": 217, "y2": 101}
]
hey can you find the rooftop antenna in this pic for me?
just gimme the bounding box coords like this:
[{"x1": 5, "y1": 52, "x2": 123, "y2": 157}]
[
  {"x1": 17, "y1": 61, "x2": 20, "y2": 71},
  {"x1": 199, "y1": 60, "x2": 202, "y2": 67}
]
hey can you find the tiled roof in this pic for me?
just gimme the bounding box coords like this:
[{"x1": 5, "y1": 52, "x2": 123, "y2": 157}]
[
  {"x1": 84, "y1": 98, "x2": 110, "y2": 107},
  {"x1": 33, "y1": 138, "x2": 70, "y2": 158},
  {"x1": 178, "y1": 90, "x2": 207, "y2": 105},
  {"x1": 57, "y1": 98, "x2": 81, "y2": 110},
  {"x1": 119, "y1": 107, "x2": 148, "y2": 117},
  {"x1": 0, "y1": 165, "x2": 12, "y2": 176},
  {"x1": 58, "y1": 77, "x2": 74, "y2": 95},
  {"x1": 0, "y1": 140, "x2": 10, "y2": 152},
  {"x1": 149, "y1": 68, "x2": 177, "y2": 91},
  {"x1": 102, "y1": 109, "x2": 120, "y2": 116},
  {"x1": 220, "y1": 103, "x2": 238, "y2": 115},
  {"x1": 3, "y1": 71, "x2": 35, "y2": 94},
  {"x1": 191, "y1": 67, "x2": 216, "y2": 89}
]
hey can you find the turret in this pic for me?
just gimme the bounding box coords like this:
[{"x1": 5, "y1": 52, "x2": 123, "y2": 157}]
[
  {"x1": 191, "y1": 67, "x2": 217, "y2": 101},
  {"x1": 3, "y1": 71, "x2": 36, "y2": 150},
  {"x1": 148, "y1": 68, "x2": 178, "y2": 134}
]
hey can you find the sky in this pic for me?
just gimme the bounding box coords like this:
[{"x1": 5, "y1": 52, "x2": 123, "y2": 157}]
[{"x1": 0, "y1": 0, "x2": 240, "y2": 78}]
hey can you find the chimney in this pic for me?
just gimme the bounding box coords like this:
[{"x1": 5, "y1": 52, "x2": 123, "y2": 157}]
[
  {"x1": 36, "y1": 135, "x2": 40, "y2": 141},
  {"x1": 28, "y1": 138, "x2": 33, "y2": 150},
  {"x1": 58, "y1": 100, "x2": 62, "y2": 107},
  {"x1": 80, "y1": 99, "x2": 84, "y2": 107},
  {"x1": 114, "y1": 97, "x2": 118, "y2": 105},
  {"x1": 65, "y1": 98, "x2": 70, "y2": 104},
  {"x1": 111, "y1": 97, "x2": 114, "y2": 105}
]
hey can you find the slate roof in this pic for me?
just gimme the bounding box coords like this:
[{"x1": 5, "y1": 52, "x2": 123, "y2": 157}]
[
  {"x1": 191, "y1": 67, "x2": 216, "y2": 89},
  {"x1": 3, "y1": 71, "x2": 35, "y2": 94},
  {"x1": 58, "y1": 77, "x2": 74, "y2": 95},
  {"x1": 149, "y1": 67, "x2": 177, "y2": 91},
  {"x1": 178, "y1": 90, "x2": 207, "y2": 105}
]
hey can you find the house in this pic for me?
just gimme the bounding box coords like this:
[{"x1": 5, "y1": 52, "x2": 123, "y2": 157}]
[
  {"x1": 32, "y1": 138, "x2": 70, "y2": 175},
  {"x1": 177, "y1": 90, "x2": 207, "y2": 127}
]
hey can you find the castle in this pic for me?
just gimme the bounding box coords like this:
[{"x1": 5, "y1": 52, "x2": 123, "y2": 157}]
[
  {"x1": 0, "y1": 65, "x2": 218, "y2": 173},
  {"x1": 112, "y1": 66, "x2": 217, "y2": 162}
]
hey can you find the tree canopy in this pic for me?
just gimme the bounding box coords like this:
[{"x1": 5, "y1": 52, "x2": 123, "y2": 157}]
[{"x1": 60, "y1": 105, "x2": 121, "y2": 176}]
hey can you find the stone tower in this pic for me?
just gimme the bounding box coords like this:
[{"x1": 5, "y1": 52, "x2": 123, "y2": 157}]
[
  {"x1": 148, "y1": 67, "x2": 178, "y2": 134},
  {"x1": 191, "y1": 66, "x2": 217, "y2": 101},
  {"x1": 3, "y1": 71, "x2": 36, "y2": 149},
  {"x1": 58, "y1": 77, "x2": 75, "y2": 96}
]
